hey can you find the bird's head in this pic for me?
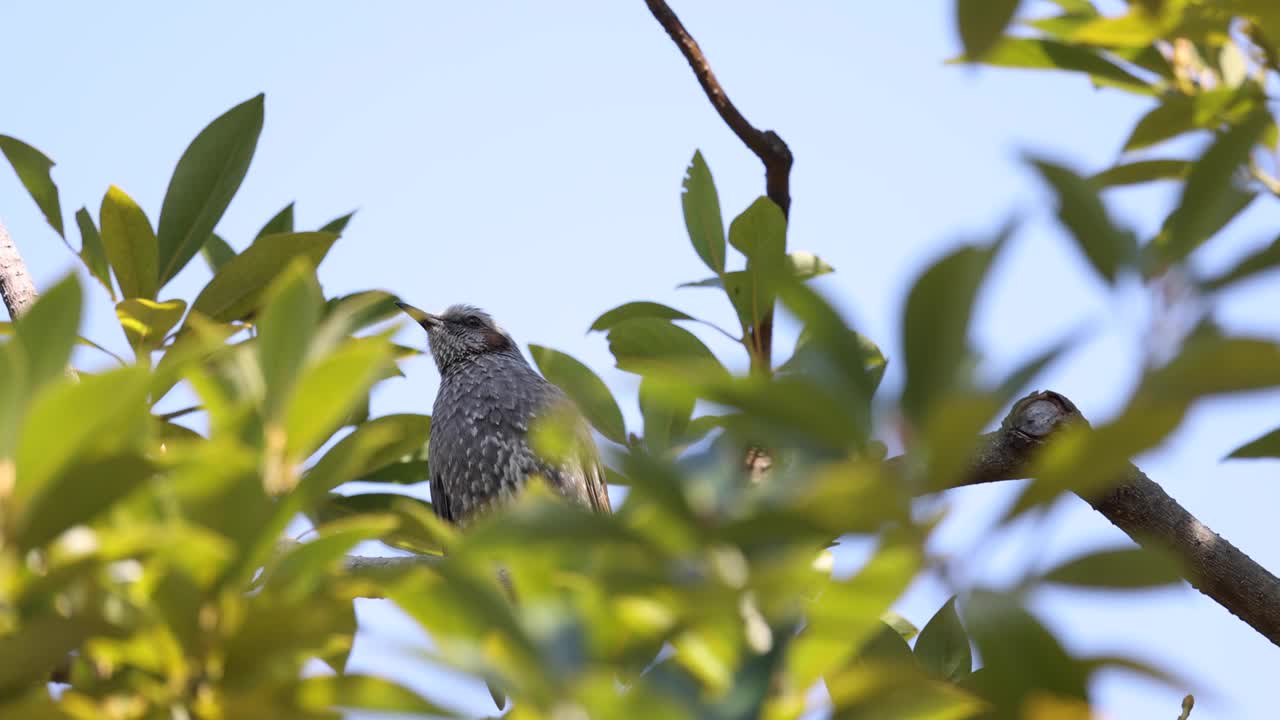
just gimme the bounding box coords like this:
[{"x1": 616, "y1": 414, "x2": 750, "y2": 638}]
[{"x1": 395, "y1": 301, "x2": 519, "y2": 374}]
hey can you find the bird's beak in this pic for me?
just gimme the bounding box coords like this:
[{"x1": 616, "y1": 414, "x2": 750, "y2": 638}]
[{"x1": 395, "y1": 301, "x2": 442, "y2": 329}]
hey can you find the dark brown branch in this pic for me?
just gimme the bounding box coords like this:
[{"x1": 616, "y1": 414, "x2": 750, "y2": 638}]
[
  {"x1": 0, "y1": 219, "x2": 39, "y2": 319},
  {"x1": 644, "y1": 0, "x2": 794, "y2": 219},
  {"x1": 907, "y1": 390, "x2": 1280, "y2": 647}
]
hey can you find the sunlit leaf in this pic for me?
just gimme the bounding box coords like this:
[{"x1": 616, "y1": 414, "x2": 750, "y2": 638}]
[
  {"x1": 285, "y1": 336, "x2": 395, "y2": 461},
  {"x1": 99, "y1": 184, "x2": 159, "y2": 300},
  {"x1": 156, "y1": 94, "x2": 264, "y2": 285},
  {"x1": 682, "y1": 150, "x2": 727, "y2": 273},
  {"x1": 607, "y1": 318, "x2": 726, "y2": 378},
  {"x1": 319, "y1": 210, "x2": 356, "y2": 235},
  {"x1": 188, "y1": 231, "x2": 337, "y2": 323},
  {"x1": 956, "y1": 37, "x2": 1151, "y2": 92},
  {"x1": 268, "y1": 514, "x2": 400, "y2": 600},
  {"x1": 257, "y1": 260, "x2": 323, "y2": 420},
  {"x1": 0, "y1": 134, "x2": 63, "y2": 237},
  {"x1": 15, "y1": 452, "x2": 154, "y2": 551},
  {"x1": 297, "y1": 674, "x2": 458, "y2": 717},
  {"x1": 312, "y1": 493, "x2": 448, "y2": 555},
  {"x1": 529, "y1": 344, "x2": 627, "y2": 444},
  {"x1": 728, "y1": 196, "x2": 788, "y2": 330},
  {"x1": 116, "y1": 298, "x2": 186, "y2": 354}
]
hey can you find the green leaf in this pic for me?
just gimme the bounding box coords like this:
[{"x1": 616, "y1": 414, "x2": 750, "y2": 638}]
[
  {"x1": 0, "y1": 135, "x2": 64, "y2": 237},
  {"x1": 963, "y1": 591, "x2": 1088, "y2": 712},
  {"x1": 116, "y1": 298, "x2": 186, "y2": 354},
  {"x1": 284, "y1": 337, "x2": 395, "y2": 459},
  {"x1": 297, "y1": 674, "x2": 457, "y2": 717},
  {"x1": 589, "y1": 301, "x2": 694, "y2": 332},
  {"x1": 99, "y1": 185, "x2": 159, "y2": 300},
  {"x1": 1043, "y1": 547, "x2": 1184, "y2": 589},
  {"x1": 156, "y1": 94, "x2": 264, "y2": 285},
  {"x1": 362, "y1": 459, "x2": 430, "y2": 484},
  {"x1": 914, "y1": 597, "x2": 972, "y2": 682},
  {"x1": 1225, "y1": 426, "x2": 1280, "y2": 459},
  {"x1": 312, "y1": 493, "x2": 447, "y2": 555},
  {"x1": 1067, "y1": 8, "x2": 1164, "y2": 46},
  {"x1": 682, "y1": 150, "x2": 727, "y2": 273},
  {"x1": 956, "y1": 0, "x2": 1022, "y2": 61},
  {"x1": 74, "y1": 208, "x2": 114, "y2": 298},
  {"x1": 319, "y1": 210, "x2": 356, "y2": 235},
  {"x1": 14, "y1": 367, "x2": 151, "y2": 513},
  {"x1": 1201, "y1": 234, "x2": 1280, "y2": 291},
  {"x1": 255, "y1": 201, "x2": 295, "y2": 240},
  {"x1": 639, "y1": 375, "x2": 693, "y2": 453},
  {"x1": 1090, "y1": 159, "x2": 1192, "y2": 188},
  {"x1": 529, "y1": 344, "x2": 627, "y2": 444},
  {"x1": 13, "y1": 272, "x2": 81, "y2": 391},
  {"x1": 1163, "y1": 109, "x2": 1270, "y2": 264},
  {"x1": 957, "y1": 37, "x2": 1151, "y2": 92},
  {"x1": 188, "y1": 231, "x2": 338, "y2": 323},
  {"x1": 606, "y1": 318, "x2": 726, "y2": 378},
  {"x1": 727, "y1": 196, "x2": 788, "y2": 329},
  {"x1": 299, "y1": 414, "x2": 428, "y2": 503},
  {"x1": 786, "y1": 250, "x2": 835, "y2": 280},
  {"x1": 257, "y1": 260, "x2": 324, "y2": 419},
  {"x1": 201, "y1": 232, "x2": 236, "y2": 274},
  {"x1": 269, "y1": 514, "x2": 400, "y2": 599},
  {"x1": 0, "y1": 614, "x2": 117, "y2": 696},
  {"x1": 1029, "y1": 155, "x2": 1135, "y2": 283},
  {"x1": 901, "y1": 232, "x2": 1006, "y2": 426},
  {"x1": 15, "y1": 452, "x2": 154, "y2": 551}
]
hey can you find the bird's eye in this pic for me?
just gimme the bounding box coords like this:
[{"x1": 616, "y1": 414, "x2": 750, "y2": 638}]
[{"x1": 465, "y1": 316, "x2": 483, "y2": 328}]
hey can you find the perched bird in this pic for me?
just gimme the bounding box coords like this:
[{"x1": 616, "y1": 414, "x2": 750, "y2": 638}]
[{"x1": 395, "y1": 301, "x2": 612, "y2": 524}]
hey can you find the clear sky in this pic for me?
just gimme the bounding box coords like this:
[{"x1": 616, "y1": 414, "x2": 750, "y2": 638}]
[{"x1": 4, "y1": 2, "x2": 1279, "y2": 718}]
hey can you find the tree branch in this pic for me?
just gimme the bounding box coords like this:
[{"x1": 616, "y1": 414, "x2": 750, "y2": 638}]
[
  {"x1": 644, "y1": 0, "x2": 794, "y2": 219},
  {"x1": 0, "y1": 218, "x2": 39, "y2": 319},
  {"x1": 915, "y1": 390, "x2": 1280, "y2": 648}
]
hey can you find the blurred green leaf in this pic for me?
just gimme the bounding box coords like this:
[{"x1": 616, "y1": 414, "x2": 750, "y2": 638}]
[
  {"x1": 74, "y1": 207, "x2": 114, "y2": 298},
  {"x1": 1162, "y1": 109, "x2": 1270, "y2": 264},
  {"x1": 1202, "y1": 234, "x2": 1280, "y2": 291},
  {"x1": 363, "y1": 459, "x2": 431, "y2": 484},
  {"x1": 201, "y1": 232, "x2": 237, "y2": 274},
  {"x1": 156, "y1": 93, "x2": 264, "y2": 285},
  {"x1": 1067, "y1": 7, "x2": 1163, "y2": 46},
  {"x1": 323, "y1": 290, "x2": 402, "y2": 334},
  {"x1": 914, "y1": 597, "x2": 972, "y2": 682},
  {"x1": 255, "y1": 201, "x2": 295, "y2": 240},
  {"x1": 188, "y1": 231, "x2": 338, "y2": 323},
  {"x1": 956, "y1": 0, "x2": 1022, "y2": 61},
  {"x1": 299, "y1": 410, "x2": 427, "y2": 504},
  {"x1": 1225, "y1": 426, "x2": 1280, "y2": 459},
  {"x1": 858, "y1": 621, "x2": 916, "y2": 665},
  {"x1": 0, "y1": 614, "x2": 117, "y2": 696},
  {"x1": 15, "y1": 452, "x2": 154, "y2": 551},
  {"x1": 285, "y1": 336, "x2": 395, "y2": 460},
  {"x1": 640, "y1": 375, "x2": 693, "y2": 454},
  {"x1": 1029, "y1": 156, "x2": 1135, "y2": 283},
  {"x1": 607, "y1": 318, "x2": 726, "y2": 378},
  {"x1": 0, "y1": 134, "x2": 64, "y2": 237},
  {"x1": 1090, "y1": 159, "x2": 1192, "y2": 188},
  {"x1": 682, "y1": 150, "x2": 727, "y2": 273},
  {"x1": 789, "y1": 536, "x2": 922, "y2": 689},
  {"x1": 257, "y1": 260, "x2": 323, "y2": 419},
  {"x1": 269, "y1": 514, "x2": 400, "y2": 600},
  {"x1": 963, "y1": 591, "x2": 1088, "y2": 713},
  {"x1": 297, "y1": 674, "x2": 457, "y2": 717},
  {"x1": 312, "y1": 493, "x2": 447, "y2": 555},
  {"x1": 116, "y1": 298, "x2": 186, "y2": 354},
  {"x1": 13, "y1": 272, "x2": 80, "y2": 391},
  {"x1": 1043, "y1": 547, "x2": 1184, "y2": 589},
  {"x1": 901, "y1": 232, "x2": 1005, "y2": 426},
  {"x1": 590, "y1": 301, "x2": 695, "y2": 333},
  {"x1": 530, "y1": 344, "x2": 627, "y2": 444},
  {"x1": 14, "y1": 366, "x2": 150, "y2": 522},
  {"x1": 99, "y1": 184, "x2": 159, "y2": 300},
  {"x1": 956, "y1": 37, "x2": 1151, "y2": 92}
]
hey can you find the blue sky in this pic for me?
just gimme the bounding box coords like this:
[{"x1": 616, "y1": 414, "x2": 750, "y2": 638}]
[{"x1": 4, "y1": 1, "x2": 1280, "y2": 717}]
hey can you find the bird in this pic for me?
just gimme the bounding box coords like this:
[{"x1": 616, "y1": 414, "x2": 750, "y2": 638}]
[{"x1": 394, "y1": 301, "x2": 613, "y2": 524}]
